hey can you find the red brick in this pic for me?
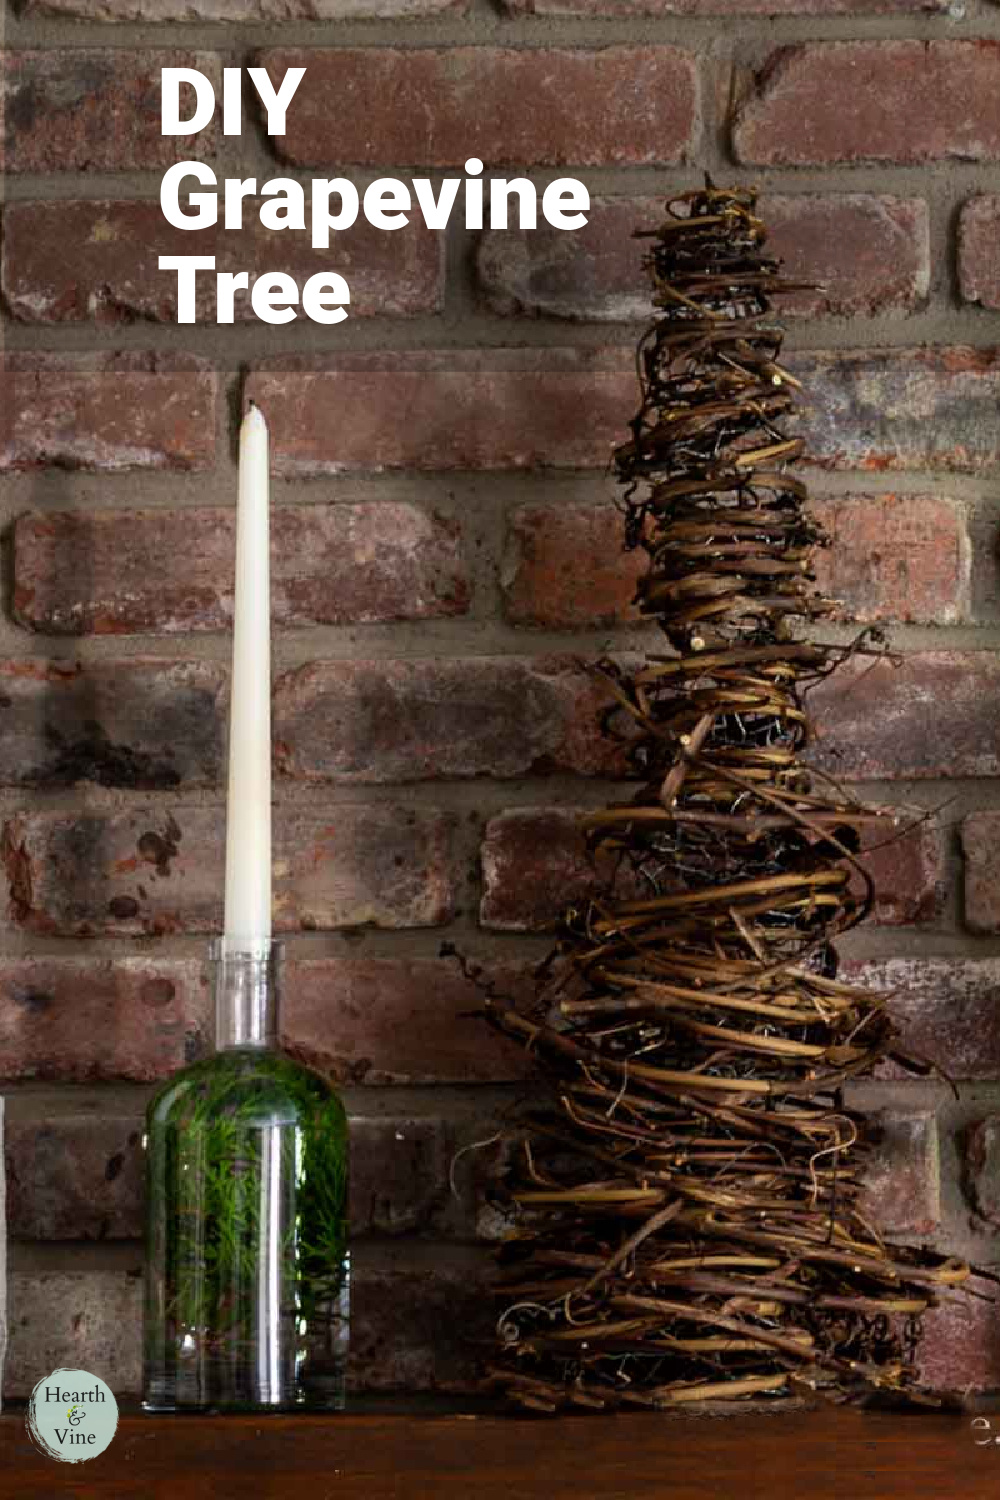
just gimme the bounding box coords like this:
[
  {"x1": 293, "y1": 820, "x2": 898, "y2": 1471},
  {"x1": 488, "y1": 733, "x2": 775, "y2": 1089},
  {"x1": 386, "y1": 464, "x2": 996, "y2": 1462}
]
[
  {"x1": 478, "y1": 198, "x2": 654, "y2": 321},
  {"x1": 25, "y1": 0, "x2": 462, "y2": 15},
  {"x1": 811, "y1": 652, "x2": 1000, "y2": 780},
  {"x1": 5, "y1": 1108, "x2": 480, "y2": 1241},
  {"x1": 350, "y1": 1116, "x2": 479, "y2": 1238},
  {"x1": 250, "y1": 346, "x2": 1000, "y2": 479},
  {"x1": 260, "y1": 47, "x2": 697, "y2": 168},
  {"x1": 246, "y1": 351, "x2": 634, "y2": 473},
  {"x1": 12, "y1": 505, "x2": 469, "y2": 635},
  {"x1": 1, "y1": 353, "x2": 216, "y2": 472},
  {"x1": 916, "y1": 1282, "x2": 1000, "y2": 1394},
  {"x1": 4, "y1": 1259, "x2": 490, "y2": 1396},
  {"x1": 863, "y1": 1110, "x2": 941, "y2": 1236},
  {"x1": 767, "y1": 196, "x2": 930, "y2": 318},
  {"x1": 276, "y1": 651, "x2": 998, "y2": 788},
  {"x1": 502, "y1": 503, "x2": 643, "y2": 628},
  {"x1": 3, "y1": 804, "x2": 456, "y2": 937},
  {"x1": 960, "y1": 814, "x2": 1000, "y2": 934},
  {"x1": 0, "y1": 958, "x2": 208, "y2": 1083},
  {"x1": 348, "y1": 1258, "x2": 489, "y2": 1392},
  {"x1": 502, "y1": 495, "x2": 963, "y2": 630},
  {"x1": 855, "y1": 814, "x2": 943, "y2": 927},
  {"x1": 964, "y1": 1116, "x2": 1000, "y2": 1229},
  {"x1": 478, "y1": 195, "x2": 928, "y2": 321},
  {"x1": 481, "y1": 807, "x2": 621, "y2": 931},
  {"x1": 284, "y1": 958, "x2": 530, "y2": 1085},
  {"x1": 480, "y1": 807, "x2": 941, "y2": 932},
  {"x1": 846, "y1": 959, "x2": 1000, "y2": 1081},
  {"x1": 504, "y1": 0, "x2": 945, "y2": 11},
  {"x1": 274, "y1": 657, "x2": 625, "y2": 784},
  {"x1": 5, "y1": 1111, "x2": 144, "y2": 1240},
  {"x1": 5, "y1": 1272, "x2": 142, "y2": 1396},
  {"x1": 351, "y1": 1117, "x2": 452, "y2": 1237},
  {"x1": 0, "y1": 51, "x2": 219, "y2": 173},
  {"x1": 815, "y1": 495, "x2": 965, "y2": 626},
  {"x1": 859, "y1": 1108, "x2": 940, "y2": 1237},
  {"x1": 959, "y1": 196, "x2": 1000, "y2": 310},
  {"x1": 0, "y1": 657, "x2": 226, "y2": 790},
  {"x1": 3, "y1": 201, "x2": 443, "y2": 324},
  {"x1": 734, "y1": 43, "x2": 1000, "y2": 167},
  {"x1": 799, "y1": 348, "x2": 1000, "y2": 474}
]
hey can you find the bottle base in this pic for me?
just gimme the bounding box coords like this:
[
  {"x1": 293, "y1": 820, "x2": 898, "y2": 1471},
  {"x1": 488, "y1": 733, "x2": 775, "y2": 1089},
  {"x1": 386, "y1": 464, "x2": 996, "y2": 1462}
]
[
  {"x1": 142, "y1": 1389, "x2": 347, "y2": 1414},
  {"x1": 141, "y1": 1400, "x2": 348, "y2": 1414}
]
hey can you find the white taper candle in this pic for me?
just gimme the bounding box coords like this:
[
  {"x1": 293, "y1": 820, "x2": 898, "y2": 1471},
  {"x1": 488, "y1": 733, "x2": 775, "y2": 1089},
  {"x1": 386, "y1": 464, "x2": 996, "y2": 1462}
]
[{"x1": 223, "y1": 402, "x2": 272, "y2": 951}]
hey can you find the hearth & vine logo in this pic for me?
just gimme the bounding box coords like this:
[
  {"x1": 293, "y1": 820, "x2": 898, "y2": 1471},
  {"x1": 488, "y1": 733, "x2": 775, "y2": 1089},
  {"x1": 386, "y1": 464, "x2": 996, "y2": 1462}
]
[{"x1": 26, "y1": 1369, "x2": 119, "y2": 1463}]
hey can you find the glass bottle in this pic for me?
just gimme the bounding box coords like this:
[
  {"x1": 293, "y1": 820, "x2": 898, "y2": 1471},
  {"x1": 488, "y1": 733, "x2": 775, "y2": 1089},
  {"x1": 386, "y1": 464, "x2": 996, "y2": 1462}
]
[{"x1": 142, "y1": 939, "x2": 349, "y2": 1411}]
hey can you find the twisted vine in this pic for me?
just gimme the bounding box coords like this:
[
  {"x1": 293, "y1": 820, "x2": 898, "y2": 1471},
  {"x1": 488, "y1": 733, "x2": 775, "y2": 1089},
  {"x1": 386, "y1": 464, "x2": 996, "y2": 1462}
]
[{"x1": 482, "y1": 184, "x2": 971, "y2": 1413}]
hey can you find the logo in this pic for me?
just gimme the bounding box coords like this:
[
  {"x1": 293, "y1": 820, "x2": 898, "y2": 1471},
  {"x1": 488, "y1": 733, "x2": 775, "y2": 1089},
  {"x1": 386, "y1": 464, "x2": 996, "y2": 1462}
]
[
  {"x1": 26, "y1": 1369, "x2": 119, "y2": 1464},
  {"x1": 972, "y1": 1416, "x2": 1000, "y2": 1446}
]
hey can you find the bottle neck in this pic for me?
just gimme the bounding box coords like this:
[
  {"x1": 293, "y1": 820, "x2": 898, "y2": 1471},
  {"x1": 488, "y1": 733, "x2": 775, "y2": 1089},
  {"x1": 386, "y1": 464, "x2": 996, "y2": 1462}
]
[{"x1": 210, "y1": 938, "x2": 281, "y2": 1050}]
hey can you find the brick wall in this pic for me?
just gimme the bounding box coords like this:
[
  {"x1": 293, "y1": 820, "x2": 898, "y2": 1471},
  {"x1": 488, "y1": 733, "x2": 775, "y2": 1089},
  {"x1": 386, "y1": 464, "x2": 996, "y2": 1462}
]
[{"x1": 3, "y1": 0, "x2": 1000, "y2": 1400}]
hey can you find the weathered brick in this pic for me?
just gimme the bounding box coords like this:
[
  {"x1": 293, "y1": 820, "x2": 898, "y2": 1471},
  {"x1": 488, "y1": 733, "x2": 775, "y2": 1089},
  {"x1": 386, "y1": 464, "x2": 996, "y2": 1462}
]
[
  {"x1": 502, "y1": 504, "x2": 643, "y2": 628},
  {"x1": 6, "y1": 1108, "x2": 478, "y2": 1241},
  {"x1": 348, "y1": 1259, "x2": 489, "y2": 1392},
  {"x1": 3, "y1": 804, "x2": 456, "y2": 936},
  {"x1": 0, "y1": 955, "x2": 518, "y2": 1100},
  {"x1": 0, "y1": 658, "x2": 226, "y2": 790},
  {"x1": 846, "y1": 959, "x2": 1000, "y2": 1082},
  {"x1": 960, "y1": 814, "x2": 1000, "y2": 934},
  {"x1": 3, "y1": 201, "x2": 443, "y2": 324},
  {"x1": 734, "y1": 43, "x2": 1000, "y2": 166},
  {"x1": 24, "y1": 0, "x2": 463, "y2": 16},
  {"x1": 480, "y1": 807, "x2": 941, "y2": 932},
  {"x1": 277, "y1": 651, "x2": 993, "y2": 788},
  {"x1": 799, "y1": 348, "x2": 1000, "y2": 474},
  {"x1": 5, "y1": 1271, "x2": 142, "y2": 1396},
  {"x1": 959, "y1": 196, "x2": 1000, "y2": 310},
  {"x1": 857, "y1": 814, "x2": 943, "y2": 927},
  {"x1": 284, "y1": 959, "x2": 530, "y2": 1085},
  {"x1": 917, "y1": 1283, "x2": 1000, "y2": 1393},
  {"x1": 504, "y1": 0, "x2": 946, "y2": 12},
  {"x1": 480, "y1": 807, "x2": 627, "y2": 931},
  {"x1": 246, "y1": 351, "x2": 634, "y2": 473},
  {"x1": 859, "y1": 1108, "x2": 940, "y2": 1237},
  {"x1": 0, "y1": 51, "x2": 219, "y2": 173},
  {"x1": 274, "y1": 657, "x2": 625, "y2": 784},
  {"x1": 964, "y1": 1116, "x2": 1000, "y2": 1228},
  {"x1": 5, "y1": 1260, "x2": 490, "y2": 1396},
  {"x1": 254, "y1": 347, "x2": 1000, "y2": 480},
  {"x1": 5, "y1": 1112, "x2": 144, "y2": 1240},
  {"x1": 0, "y1": 958, "x2": 208, "y2": 1083},
  {"x1": 813, "y1": 496, "x2": 965, "y2": 626},
  {"x1": 811, "y1": 652, "x2": 1000, "y2": 780},
  {"x1": 478, "y1": 198, "x2": 653, "y2": 322},
  {"x1": 351, "y1": 1117, "x2": 457, "y2": 1237},
  {"x1": 1, "y1": 353, "x2": 217, "y2": 472},
  {"x1": 22, "y1": 1248, "x2": 988, "y2": 1396},
  {"x1": 768, "y1": 196, "x2": 930, "y2": 318},
  {"x1": 261, "y1": 48, "x2": 696, "y2": 168},
  {"x1": 502, "y1": 495, "x2": 963, "y2": 629},
  {"x1": 0, "y1": 1099, "x2": 4, "y2": 1393},
  {"x1": 478, "y1": 195, "x2": 928, "y2": 321},
  {"x1": 13, "y1": 505, "x2": 469, "y2": 635}
]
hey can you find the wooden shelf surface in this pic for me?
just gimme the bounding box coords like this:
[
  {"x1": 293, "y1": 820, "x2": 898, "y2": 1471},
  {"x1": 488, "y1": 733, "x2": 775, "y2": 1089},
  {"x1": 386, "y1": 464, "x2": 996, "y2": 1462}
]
[{"x1": 1, "y1": 1404, "x2": 996, "y2": 1499}]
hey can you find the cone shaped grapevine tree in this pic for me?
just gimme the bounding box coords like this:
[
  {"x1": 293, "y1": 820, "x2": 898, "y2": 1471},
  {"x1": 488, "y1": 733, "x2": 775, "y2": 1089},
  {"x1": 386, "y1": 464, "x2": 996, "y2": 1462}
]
[{"x1": 481, "y1": 184, "x2": 972, "y2": 1412}]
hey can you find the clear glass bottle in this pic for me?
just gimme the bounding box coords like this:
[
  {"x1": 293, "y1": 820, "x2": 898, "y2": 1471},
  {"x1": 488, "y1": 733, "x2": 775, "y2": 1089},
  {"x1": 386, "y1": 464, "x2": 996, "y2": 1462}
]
[{"x1": 142, "y1": 940, "x2": 349, "y2": 1411}]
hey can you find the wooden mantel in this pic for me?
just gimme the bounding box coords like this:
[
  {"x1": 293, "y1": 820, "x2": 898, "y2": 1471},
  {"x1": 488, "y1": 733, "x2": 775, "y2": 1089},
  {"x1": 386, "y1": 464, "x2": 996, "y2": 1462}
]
[{"x1": 1, "y1": 1404, "x2": 996, "y2": 1498}]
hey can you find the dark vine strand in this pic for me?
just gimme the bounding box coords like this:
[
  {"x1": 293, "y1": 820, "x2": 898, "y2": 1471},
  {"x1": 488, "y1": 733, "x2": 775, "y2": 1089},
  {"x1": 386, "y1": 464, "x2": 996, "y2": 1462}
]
[{"x1": 480, "y1": 183, "x2": 974, "y2": 1414}]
